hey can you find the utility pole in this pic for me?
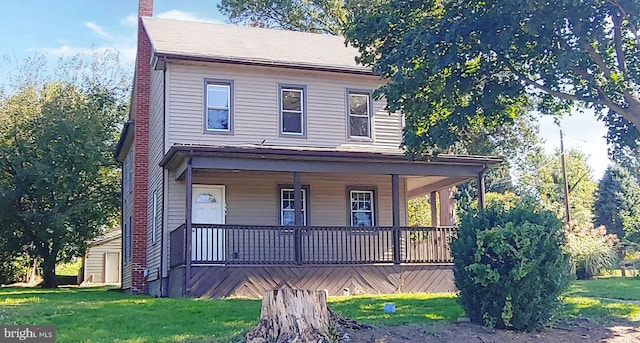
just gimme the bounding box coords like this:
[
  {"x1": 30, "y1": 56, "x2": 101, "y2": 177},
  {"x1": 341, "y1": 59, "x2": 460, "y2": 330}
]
[{"x1": 560, "y1": 130, "x2": 571, "y2": 226}]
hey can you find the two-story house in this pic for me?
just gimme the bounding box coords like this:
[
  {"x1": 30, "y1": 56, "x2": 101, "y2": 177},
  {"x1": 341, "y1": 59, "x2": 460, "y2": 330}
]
[{"x1": 115, "y1": 0, "x2": 500, "y2": 297}]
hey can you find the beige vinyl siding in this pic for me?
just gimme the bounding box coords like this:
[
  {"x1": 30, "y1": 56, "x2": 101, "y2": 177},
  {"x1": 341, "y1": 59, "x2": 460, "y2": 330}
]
[
  {"x1": 166, "y1": 62, "x2": 402, "y2": 152},
  {"x1": 122, "y1": 149, "x2": 133, "y2": 289},
  {"x1": 167, "y1": 169, "x2": 187, "y2": 235},
  {"x1": 84, "y1": 236, "x2": 121, "y2": 284},
  {"x1": 146, "y1": 69, "x2": 165, "y2": 281},
  {"x1": 167, "y1": 171, "x2": 407, "y2": 228}
]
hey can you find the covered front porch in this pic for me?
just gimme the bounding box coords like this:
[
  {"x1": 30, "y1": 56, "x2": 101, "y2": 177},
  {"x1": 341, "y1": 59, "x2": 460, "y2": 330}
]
[{"x1": 161, "y1": 145, "x2": 500, "y2": 297}]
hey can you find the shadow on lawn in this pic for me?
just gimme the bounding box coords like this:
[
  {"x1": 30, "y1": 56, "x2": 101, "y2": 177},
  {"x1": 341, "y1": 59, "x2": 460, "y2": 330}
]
[{"x1": 561, "y1": 295, "x2": 640, "y2": 324}]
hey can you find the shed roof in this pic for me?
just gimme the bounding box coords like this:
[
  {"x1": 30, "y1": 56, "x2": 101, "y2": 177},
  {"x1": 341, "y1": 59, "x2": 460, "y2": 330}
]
[{"x1": 141, "y1": 17, "x2": 371, "y2": 74}]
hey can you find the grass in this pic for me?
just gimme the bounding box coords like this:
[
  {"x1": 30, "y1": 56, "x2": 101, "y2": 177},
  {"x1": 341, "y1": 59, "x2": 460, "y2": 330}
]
[
  {"x1": 56, "y1": 259, "x2": 82, "y2": 277},
  {"x1": 329, "y1": 292, "x2": 463, "y2": 325},
  {"x1": 560, "y1": 277, "x2": 640, "y2": 324},
  {"x1": 0, "y1": 278, "x2": 638, "y2": 342},
  {"x1": 0, "y1": 287, "x2": 260, "y2": 342},
  {"x1": 565, "y1": 278, "x2": 640, "y2": 300}
]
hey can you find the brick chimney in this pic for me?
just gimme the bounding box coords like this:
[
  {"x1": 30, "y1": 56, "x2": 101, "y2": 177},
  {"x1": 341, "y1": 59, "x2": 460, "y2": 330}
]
[{"x1": 130, "y1": 0, "x2": 153, "y2": 294}]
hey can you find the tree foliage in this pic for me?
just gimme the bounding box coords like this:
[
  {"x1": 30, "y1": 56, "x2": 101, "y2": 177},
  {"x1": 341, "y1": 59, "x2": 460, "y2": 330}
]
[
  {"x1": 0, "y1": 52, "x2": 128, "y2": 287},
  {"x1": 452, "y1": 114, "x2": 540, "y2": 212},
  {"x1": 344, "y1": 0, "x2": 640, "y2": 156},
  {"x1": 593, "y1": 164, "x2": 640, "y2": 241},
  {"x1": 516, "y1": 148, "x2": 597, "y2": 224},
  {"x1": 217, "y1": 0, "x2": 364, "y2": 34}
]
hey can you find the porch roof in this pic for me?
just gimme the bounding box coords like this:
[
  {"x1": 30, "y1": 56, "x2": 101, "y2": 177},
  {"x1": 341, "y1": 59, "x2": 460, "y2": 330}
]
[{"x1": 160, "y1": 145, "x2": 501, "y2": 196}]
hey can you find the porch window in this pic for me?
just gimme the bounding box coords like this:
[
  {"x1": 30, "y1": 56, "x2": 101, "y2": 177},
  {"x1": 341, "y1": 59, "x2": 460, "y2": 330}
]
[
  {"x1": 280, "y1": 187, "x2": 309, "y2": 226},
  {"x1": 279, "y1": 85, "x2": 306, "y2": 136},
  {"x1": 350, "y1": 190, "x2": 375, "y2": 226},
  {"x1": 347, "y1": 91, "x2": 372, "y2": 139},
  {"x1": 205, "y1": 80, "x2": 233, "y2": 132}
]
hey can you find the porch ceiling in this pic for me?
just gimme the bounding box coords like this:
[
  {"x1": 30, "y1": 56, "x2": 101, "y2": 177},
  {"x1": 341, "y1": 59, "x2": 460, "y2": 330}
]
[{"x1": 160, "y1": 145, "x2": 502, "y2": 183}]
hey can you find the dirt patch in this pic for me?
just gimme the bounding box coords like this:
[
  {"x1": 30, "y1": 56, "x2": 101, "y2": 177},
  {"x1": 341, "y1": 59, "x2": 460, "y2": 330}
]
[{"x1": 340, "y1": 319, "x2": 640, "y2": 343}]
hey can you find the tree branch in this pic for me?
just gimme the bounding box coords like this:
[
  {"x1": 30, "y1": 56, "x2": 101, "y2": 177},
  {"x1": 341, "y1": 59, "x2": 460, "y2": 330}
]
[
  {"x1": 572, "y1": 65, "x2": 634, "y2": 119},
  {"x1": 503, "y1": 61, "x2": 583, "y2": 103},
  {"x1": 610, "y1": 10, "x2": 627, "y2": 77},
  {"x1": 582, "y1": 40, "x2": 613, "y2": 80},
  {"x1": 607, "y1": 0, "x2": 640, "y2": 50}
]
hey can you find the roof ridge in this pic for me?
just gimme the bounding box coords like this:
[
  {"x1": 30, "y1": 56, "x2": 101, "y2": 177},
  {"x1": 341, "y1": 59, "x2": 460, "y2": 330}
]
[{"x1": 143, "y1": 16, "x2": 345, "y2": 40}]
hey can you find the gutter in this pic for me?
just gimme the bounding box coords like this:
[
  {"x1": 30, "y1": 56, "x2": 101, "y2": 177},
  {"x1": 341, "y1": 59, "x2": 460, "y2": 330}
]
[
  {"x1": 114, "y1": 121, "x2": 134, "y2": 162},
  {"x1": 152, "y1": 53, "x2": 378, "y2": 77}
]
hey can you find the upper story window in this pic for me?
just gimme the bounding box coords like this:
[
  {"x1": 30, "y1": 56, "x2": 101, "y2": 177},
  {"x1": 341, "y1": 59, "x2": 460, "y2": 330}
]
[
  {"x1": 347, "y1": 91, "x2": 372, "y2": 139},
  {"x1": 205, "y1": 80, "x2": 233, "y2": 133},
  {"x1": 279, "y1": 85, "x2": 306, "y2": 137},
  {"x1": 123, "y1": 151, "x2": 133, "y2": 195},
  {"x1": 349, "y1": 189, "x2": 375, "y2": 226}
]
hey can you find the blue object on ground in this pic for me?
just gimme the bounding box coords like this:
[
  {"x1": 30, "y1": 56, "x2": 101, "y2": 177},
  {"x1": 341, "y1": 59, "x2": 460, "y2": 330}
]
[{"x1": 383, "y1": 303, "x2": 396, "y2": 313}]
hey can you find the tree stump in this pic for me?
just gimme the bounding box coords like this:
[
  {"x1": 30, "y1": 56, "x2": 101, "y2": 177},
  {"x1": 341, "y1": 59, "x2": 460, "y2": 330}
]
[{"x1": 245, "y1": 288, "x2": 332, "y2": 343}]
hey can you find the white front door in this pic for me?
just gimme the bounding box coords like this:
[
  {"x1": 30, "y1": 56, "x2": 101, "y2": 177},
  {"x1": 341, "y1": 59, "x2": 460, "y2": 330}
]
[{"x1": 192, "y1": 185, "x2": 226, "y2": 263}]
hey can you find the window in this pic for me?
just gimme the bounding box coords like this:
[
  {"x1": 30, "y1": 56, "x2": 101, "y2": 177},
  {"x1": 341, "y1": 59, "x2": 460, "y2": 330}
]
[
  {"x1": 205, "y1": 81, "x2": 233, "y2": 132},
  {"x1": 349, "y1": 190, "x2": 375, "y2": 226},
  {"x1": 123, "y1": 151, "x2": 133, "y2": 195},
  {"x1": 279, "y1": 85, "x2": 306, "y2": 136},
  {"x1": 124, "y1": 216, "x2": 132, "y2": 261},
  {"x1": 151, "y1": 190, "x2": 158, "y2": 244},
  {"x1": 347, "y1": 91, "x2": 372, "y2": 138},
  {"x1": 280, "y1": 186, "x2": 309, "y2": 226}
]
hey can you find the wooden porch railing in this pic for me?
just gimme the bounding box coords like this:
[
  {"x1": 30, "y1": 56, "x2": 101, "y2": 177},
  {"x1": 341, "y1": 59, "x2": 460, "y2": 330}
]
[{"x1": 169, "y1": 224, "x2": 456, "y2": 267}]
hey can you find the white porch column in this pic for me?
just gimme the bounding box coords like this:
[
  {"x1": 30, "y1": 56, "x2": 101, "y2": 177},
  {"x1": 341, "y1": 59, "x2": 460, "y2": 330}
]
[{"x1": 438, "y1": 187, "x2": 455, "y2": 226}]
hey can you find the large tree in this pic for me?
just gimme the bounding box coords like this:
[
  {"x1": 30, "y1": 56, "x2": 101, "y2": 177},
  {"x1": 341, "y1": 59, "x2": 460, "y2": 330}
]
[
  {"x1": 344, "y1": 0, "x2": 640, "y2": 156},
  {"x1": 217, "y1": 0, "x2": 366, "y2": 34},
  {"x1": 516, "y1": 148, "x2": 598, "y2": 224},
  {"x1": 593, "y1": 164, "x2": 640, "y2": 240},
  {"x1": 0, "y1": 53, "x2": 128, "y2": 287}
]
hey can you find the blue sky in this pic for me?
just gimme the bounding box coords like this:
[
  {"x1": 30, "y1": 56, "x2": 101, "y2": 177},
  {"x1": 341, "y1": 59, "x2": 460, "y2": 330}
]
[{"x1": 0, "y1": 1, "x2": 611, "y2": 179}]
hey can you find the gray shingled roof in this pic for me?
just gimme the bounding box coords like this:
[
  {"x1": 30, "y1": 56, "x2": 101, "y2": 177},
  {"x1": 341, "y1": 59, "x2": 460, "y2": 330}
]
[{"x1": 141, "y1": 17, "x2": 370, "y2": 73}]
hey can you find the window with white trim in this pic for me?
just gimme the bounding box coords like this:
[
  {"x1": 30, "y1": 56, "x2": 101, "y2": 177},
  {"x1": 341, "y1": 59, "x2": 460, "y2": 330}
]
[
  {"x1": 350, "y1": 190, "x2": 375, "y2": 226},
  {"x1": 348, "y1": 91, "x2": 371, "y2": 138},
  {"x1": 280, "y1": 187, "x2": 308, "y2": 226},
  {"x1": 206, "y1": 82, "x2": 232, "y2": 132},
  {"x1": 280, "y1": 86, "x2": 305, "y2": 135}
]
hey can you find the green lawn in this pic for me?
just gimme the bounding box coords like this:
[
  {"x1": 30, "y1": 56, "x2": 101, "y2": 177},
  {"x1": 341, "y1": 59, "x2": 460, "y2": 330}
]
[
  {"x1": 1, "y1": 278, "x2": 638, "y2": 342},
  {"x1": 560, "y1": 277, "x2": 640, "y2": 324},
  {"x1": 0, "y1": 287, "x2": 260, "y2": 342}
]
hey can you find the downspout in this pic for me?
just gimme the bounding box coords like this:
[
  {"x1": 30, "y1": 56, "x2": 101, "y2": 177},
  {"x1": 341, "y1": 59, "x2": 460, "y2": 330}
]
[
  {"x1": 120, "y1": 160, "x2": 125, "y2": 290},
  {"x1": 159, "y1": 57, "x2": 167, "y2": 297}
]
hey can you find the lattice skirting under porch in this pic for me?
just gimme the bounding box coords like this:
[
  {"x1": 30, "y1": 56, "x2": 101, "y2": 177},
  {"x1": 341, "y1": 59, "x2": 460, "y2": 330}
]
[{"x1": 168, "y1": 264, "x2": 455, "y2": 298}]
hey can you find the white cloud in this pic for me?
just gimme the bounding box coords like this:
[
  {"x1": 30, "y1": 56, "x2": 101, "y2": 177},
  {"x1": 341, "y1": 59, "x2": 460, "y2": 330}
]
[
  {"x1": 120, "y1": 15, "x2": 138, "y2": 28},
  {"x1": 156, "y1": 10, "x2": 219, "y2": 23},
  {"x1": 86, "y1": 22, "x2": 112, "y2": 40},
  {"x1": 39, "y1": 44, "x2": 96, "y2": 57},
  {"x1": 37, "y1": 43, "x2": 136, "y2": 64}
]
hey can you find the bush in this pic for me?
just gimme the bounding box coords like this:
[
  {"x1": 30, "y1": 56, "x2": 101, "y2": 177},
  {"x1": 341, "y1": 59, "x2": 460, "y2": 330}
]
[
  {"x1": 450, "y1": 200, "x2": 571, "y2": 332},
  {"x1": 564, "y1": 223, "x2": 619, "y2": 279}
]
